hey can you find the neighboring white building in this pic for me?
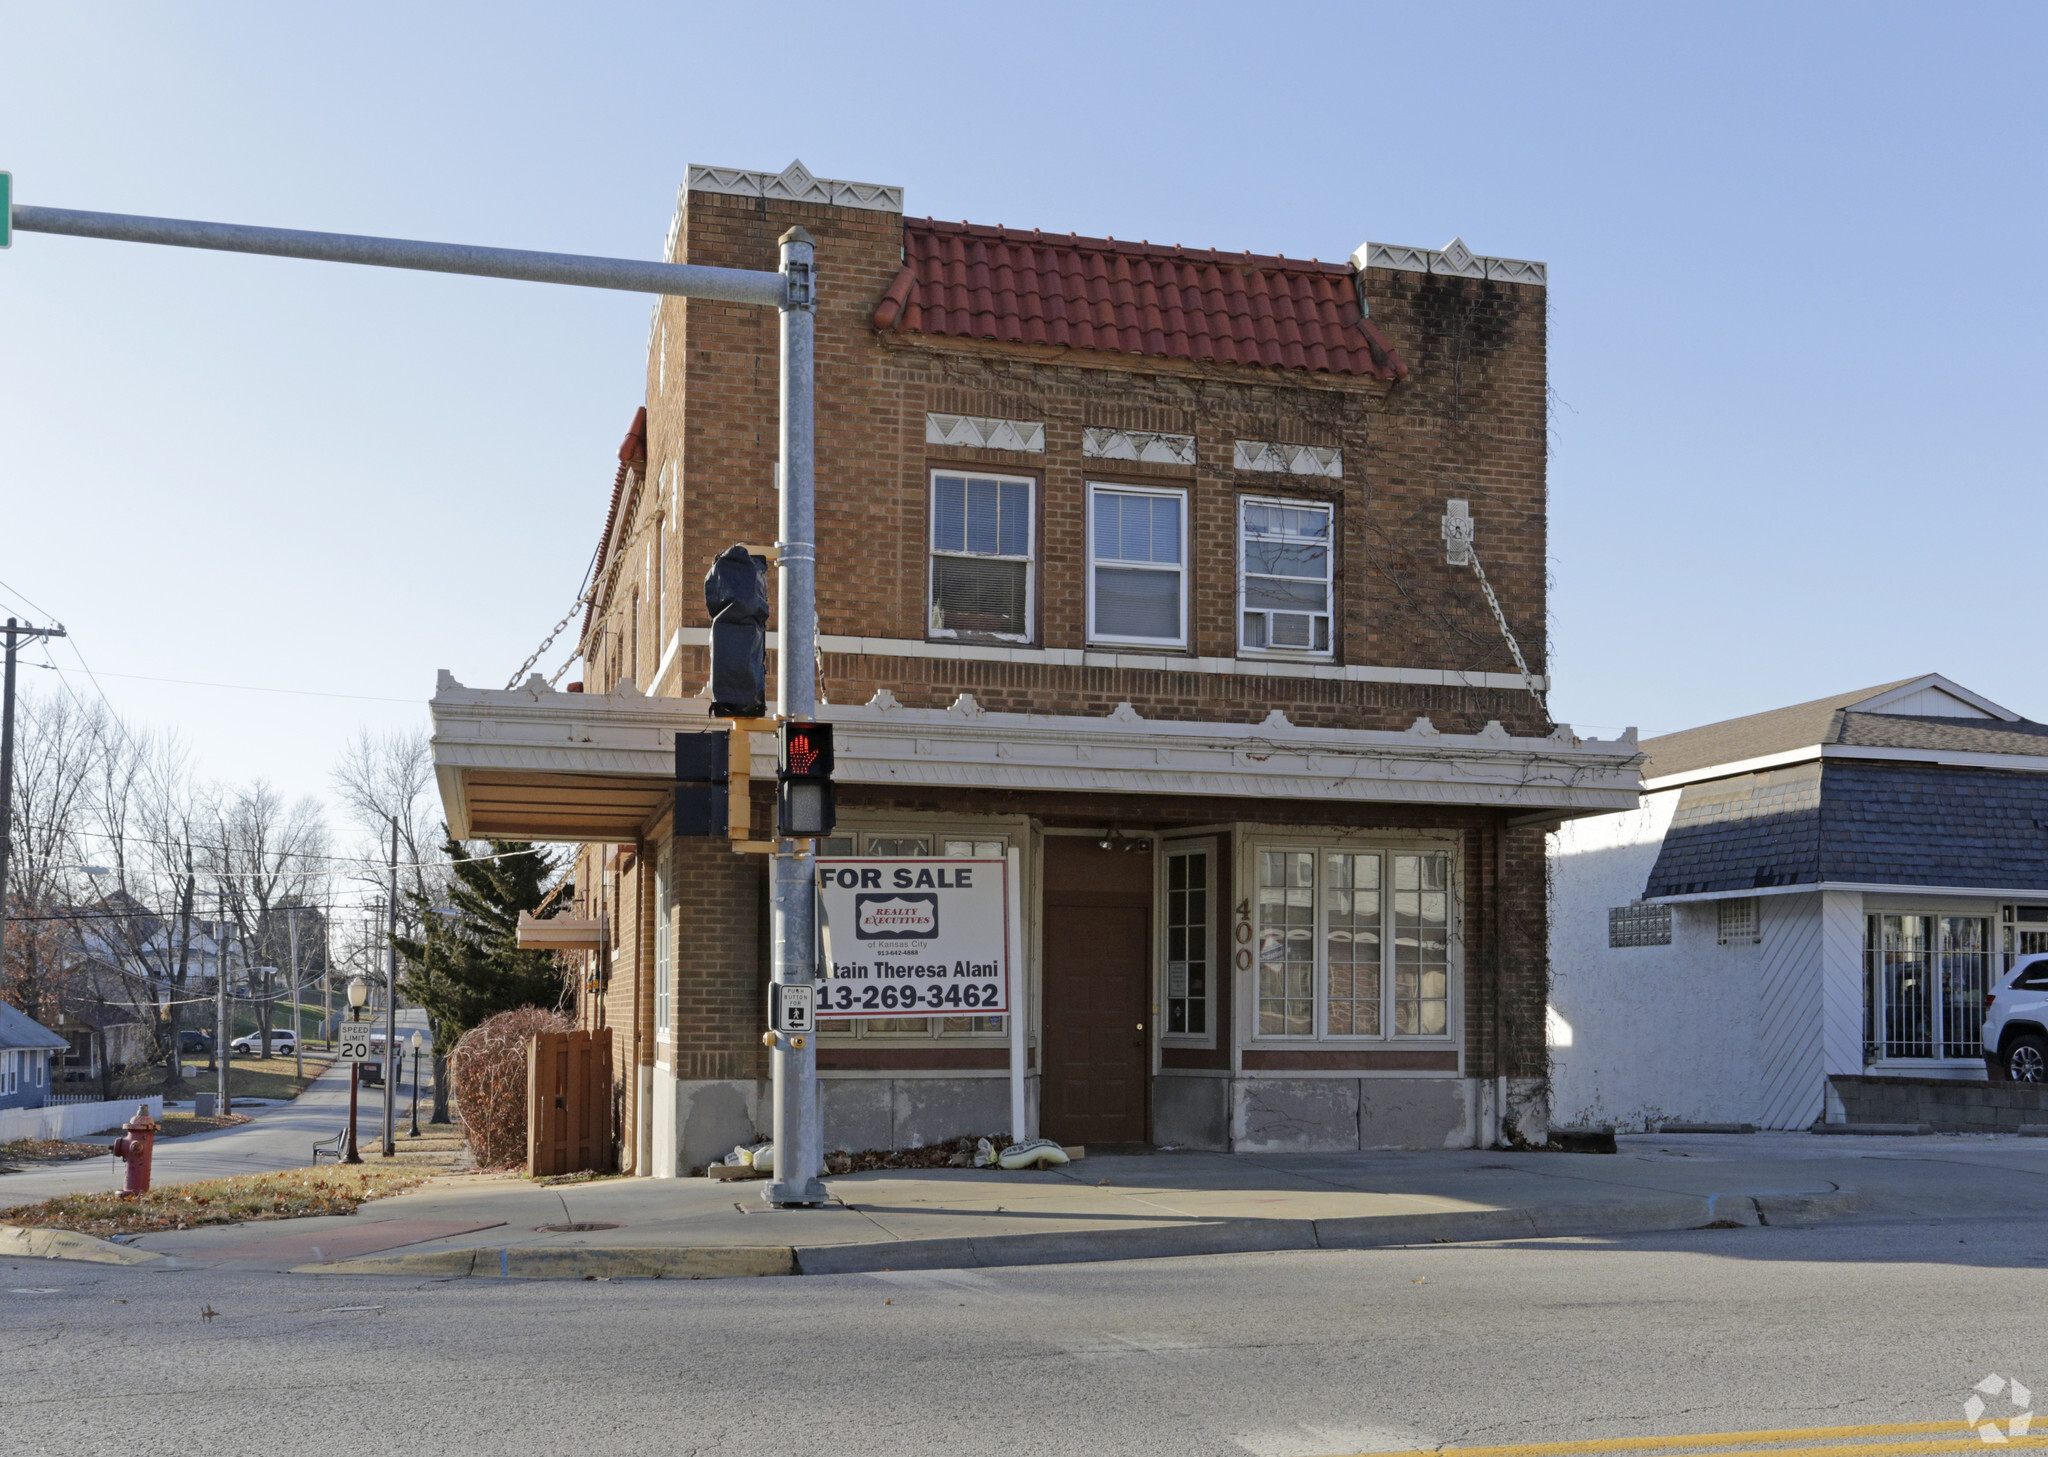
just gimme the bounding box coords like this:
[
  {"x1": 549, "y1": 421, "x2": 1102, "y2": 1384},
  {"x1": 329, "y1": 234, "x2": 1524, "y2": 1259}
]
[{"x1": 1550, "y1": 675, "x2": 2048, "y2": 1132}]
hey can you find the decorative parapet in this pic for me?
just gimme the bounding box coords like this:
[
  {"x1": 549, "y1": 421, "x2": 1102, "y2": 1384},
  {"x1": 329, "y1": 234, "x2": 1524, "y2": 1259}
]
[
  {"x1": 819, "y1": 697, "x2": 1643, "y2": 814},
  {"x1": 926, "y1": 413, "x2": 1045, "y2": 452},
  {"x1": 1353, "y1": 236, "x2": 1546, "y2": 287},
  {"x1": 1082, "y1": 428, "x2": 1197, "y2": 466},
  {"x1": 1234, "y1": 440, "x2": 1343, "y2": 479},
  {"x1": 685, "y1": 159, "x2": 903, "y2": 212}
]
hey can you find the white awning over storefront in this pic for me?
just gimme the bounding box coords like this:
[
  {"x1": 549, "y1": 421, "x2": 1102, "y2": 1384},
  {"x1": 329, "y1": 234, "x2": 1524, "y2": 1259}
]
[{"x1": 429, "y1": 673, "x2": 1643, "y2": 842}]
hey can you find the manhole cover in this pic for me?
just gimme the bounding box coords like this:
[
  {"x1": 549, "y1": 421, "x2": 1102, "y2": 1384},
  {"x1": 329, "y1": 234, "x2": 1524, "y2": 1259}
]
[{"x1": 532, "y1": 1222, "x2": 620, "y2": 1233}]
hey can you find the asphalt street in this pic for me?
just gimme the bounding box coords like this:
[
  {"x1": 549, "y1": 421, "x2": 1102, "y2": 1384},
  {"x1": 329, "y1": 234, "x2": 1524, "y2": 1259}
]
[{"x1": 6, "y1": 1213, "x2": 2045, "y2": 1457}]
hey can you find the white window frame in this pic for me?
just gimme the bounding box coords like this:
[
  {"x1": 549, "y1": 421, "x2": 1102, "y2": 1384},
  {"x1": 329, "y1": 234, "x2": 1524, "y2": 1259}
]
[
  {"x1": 654, "y1": 844, "x2": 673, "y2": 1042},
  {"x1": 1086, "y1": 481, "x2": 1189, "y2": 649},
  {"x1": 1239, "y1": 830, "x2": 1462, "y2": 1048},
  {"x1": 928, "y1": 468, "x2": 1036, "y2": 644},
  {"x1": 1237, "y1": 494, "x2": 1335, "y2": 659},
  {"x1": 1159, "y1": 837, "x2": 1218, "y2": 1050}
]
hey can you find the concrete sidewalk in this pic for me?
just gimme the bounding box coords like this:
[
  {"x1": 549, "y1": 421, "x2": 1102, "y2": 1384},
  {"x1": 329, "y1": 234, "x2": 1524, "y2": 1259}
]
[
  {"x1": 24, "y1": 1128, "x2": 2031, "y2": 1280},
  {"x1": 0, "y1": 1059, "x2": 422, "y2": 1208}
]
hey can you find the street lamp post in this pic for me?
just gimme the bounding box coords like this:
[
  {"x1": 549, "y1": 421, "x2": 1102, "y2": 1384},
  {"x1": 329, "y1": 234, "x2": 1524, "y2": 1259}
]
[
  {"x1": 408, "y1": 1032, "x2": 423, "y2": 1138},
  {"x1": 342, "y1": 975, "x2": 367, "y2": 1165}
]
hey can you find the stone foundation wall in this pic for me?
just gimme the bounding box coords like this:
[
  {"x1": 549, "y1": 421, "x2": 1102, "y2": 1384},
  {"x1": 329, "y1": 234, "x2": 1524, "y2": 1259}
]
[{"x1": 1829, "y1": 1074, "x2": 2047, "y2": 1131}]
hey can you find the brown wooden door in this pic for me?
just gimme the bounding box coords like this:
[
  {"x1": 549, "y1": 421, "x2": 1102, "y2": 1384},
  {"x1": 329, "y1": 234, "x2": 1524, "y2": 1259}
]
[{"x1": 1041, "y1": 841, "x2": 1151, "y2": 1145}]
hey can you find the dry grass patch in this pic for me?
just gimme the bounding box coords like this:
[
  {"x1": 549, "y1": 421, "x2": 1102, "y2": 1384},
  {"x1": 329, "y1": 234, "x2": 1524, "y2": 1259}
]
[
  {"x1": 0, "y1": 1138, "x2": 109, "y2": 1169},
  {"x1": 153, "y1": 1113, "x2": 251, "y2": 1139},
  {"x1": 1, "y1": 1164, "x2": 429, "y2": 1238}
]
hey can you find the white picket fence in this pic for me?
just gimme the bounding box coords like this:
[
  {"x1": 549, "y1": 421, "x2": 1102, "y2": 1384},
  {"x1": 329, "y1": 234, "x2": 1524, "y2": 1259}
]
[{"x1": 0, "y1": 1095, "x2": 164, "y2": 1144}]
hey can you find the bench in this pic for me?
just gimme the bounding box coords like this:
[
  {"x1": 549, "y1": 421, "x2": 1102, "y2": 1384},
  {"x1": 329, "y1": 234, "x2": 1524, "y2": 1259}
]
[{"x1": 310, "y1": 1127, "x2": 348, "y2": 1165}]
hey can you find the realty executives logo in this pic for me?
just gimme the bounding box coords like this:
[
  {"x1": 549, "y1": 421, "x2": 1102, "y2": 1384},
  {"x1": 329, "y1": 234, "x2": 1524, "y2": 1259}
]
[{"x1": 1965, "y1": 1373, "x2": 2033, "y2": 1443}]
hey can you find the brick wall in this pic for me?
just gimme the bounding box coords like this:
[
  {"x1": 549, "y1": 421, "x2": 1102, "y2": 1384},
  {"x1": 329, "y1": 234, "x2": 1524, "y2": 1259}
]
[{"x1": 583, "y1": 188, "x2": 1550, "y2": 739}]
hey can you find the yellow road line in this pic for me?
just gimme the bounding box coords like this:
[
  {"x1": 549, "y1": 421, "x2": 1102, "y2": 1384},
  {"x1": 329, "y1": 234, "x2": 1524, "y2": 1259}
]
[{"x1": 1339, "y1": 1422, "x2": 2023, "y2": 1457}]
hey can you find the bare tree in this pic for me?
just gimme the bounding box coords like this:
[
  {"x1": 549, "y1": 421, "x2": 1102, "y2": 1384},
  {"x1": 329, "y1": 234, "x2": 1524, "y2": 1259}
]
[
  {"x1": 208, "y1": 782, "x2": 330, "y2": 1058},
  {"x1": 332, "y1": 726, "x2": 445, "y2": 937},
  {"x1": 1, "y1": 687, "x2": 103, "y2": 1028}
]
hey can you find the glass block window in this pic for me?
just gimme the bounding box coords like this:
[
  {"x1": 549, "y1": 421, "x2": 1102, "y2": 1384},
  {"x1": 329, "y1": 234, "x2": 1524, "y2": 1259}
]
[
  {"x1": 1088, "y1": 484, "x2": 1186, "y2": 646},
  {"x1": 930, "y1": 472, "x2": 1033, "y2": 640},
  {"x1": 1240, "y1": 498, "x2": 1333, "y2": 654},
  {"x1": 1717, "y1": 898, "x2": 1760, "y2": 945},
  {"x1": 1609, "y1": 902, "x2": 1673, "y2": 948},
  {"x1": 1165, "y1": 845, "x2": 1211, "y2": 1037},
  {"x1": 1256, "y1": 846, "x2": 1456, "y2": 1041}
]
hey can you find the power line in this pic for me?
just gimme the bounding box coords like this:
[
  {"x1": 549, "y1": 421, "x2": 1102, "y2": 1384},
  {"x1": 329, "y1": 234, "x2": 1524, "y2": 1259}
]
[{"x1": 26, "y1": 661, "x2": 419, "y2": 705}]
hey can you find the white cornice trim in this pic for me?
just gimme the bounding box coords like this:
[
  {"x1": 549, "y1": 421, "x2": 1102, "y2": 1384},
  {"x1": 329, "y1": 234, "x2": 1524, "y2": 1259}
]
[
  {"x1": 427, "y1": 674, "x2": 1642, "y2": 819},
  {"x1": 1354, "y1": 237, "x2": 1546, "y2": 287},
  {"x1": 824, "y1": 696, "x2": 1641, "y2": 812},
  {"x1": 1650, "y1": 882, "x2": 2048, "y2": 905},
  {"x1": 659, "y1": 626, "x2": 1550, "y2": 693},
  {"x1": 1644, "y1": 742, "x2": 2048, "y2": 792}
]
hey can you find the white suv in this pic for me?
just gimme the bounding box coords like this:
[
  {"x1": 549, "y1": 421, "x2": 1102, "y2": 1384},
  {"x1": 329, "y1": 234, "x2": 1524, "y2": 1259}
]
[{"x1": 1983, "y1": 953, "x2": 2048, "y2": 1082}]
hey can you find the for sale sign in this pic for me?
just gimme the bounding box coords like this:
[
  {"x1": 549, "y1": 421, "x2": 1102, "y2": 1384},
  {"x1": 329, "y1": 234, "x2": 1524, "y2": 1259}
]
[{"x1": 815, "y1": 858, "x2": 1008, "y2": 1019}]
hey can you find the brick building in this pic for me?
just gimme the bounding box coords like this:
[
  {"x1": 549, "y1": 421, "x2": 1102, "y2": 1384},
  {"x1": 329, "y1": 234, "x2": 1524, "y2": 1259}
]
[{"x1": 429, "y1": 160, "x2": 1642, "y2": 1174}]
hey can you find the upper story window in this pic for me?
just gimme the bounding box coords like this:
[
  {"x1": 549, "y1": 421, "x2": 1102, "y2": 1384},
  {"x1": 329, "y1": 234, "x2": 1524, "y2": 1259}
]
[
  {"x1": 1239, "y1": 497, "x2": 1332, "y2": 656},
  {"x1": 1088, "y1": 483, "x2": 1186, "y2": 648},
  {"x1": 930, "y1": 471, "x2": 1033, "y2": 641}
]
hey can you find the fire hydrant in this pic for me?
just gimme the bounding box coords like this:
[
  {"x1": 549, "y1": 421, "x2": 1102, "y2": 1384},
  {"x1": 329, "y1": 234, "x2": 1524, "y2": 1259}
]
[{"x1": 110, "y1": 1104, "x2": 159, "y2": 1198}]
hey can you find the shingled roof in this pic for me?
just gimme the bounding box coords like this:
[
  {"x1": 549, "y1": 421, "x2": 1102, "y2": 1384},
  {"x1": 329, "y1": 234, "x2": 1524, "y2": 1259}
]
[{"x1": 873, "y1": 219, "x2": 1408, "y2": 379}]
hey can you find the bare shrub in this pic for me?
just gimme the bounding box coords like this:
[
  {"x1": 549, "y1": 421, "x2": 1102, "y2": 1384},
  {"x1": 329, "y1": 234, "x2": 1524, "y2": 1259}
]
[{"x1": 449, "y1": 1007, "x2": 573, "y2": 1170}]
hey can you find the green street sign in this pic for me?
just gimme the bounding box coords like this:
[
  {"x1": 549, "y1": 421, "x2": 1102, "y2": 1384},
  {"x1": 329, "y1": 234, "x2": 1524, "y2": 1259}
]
[{"x1": 0, "y1": 173, "x2": 10, "y2": 248}]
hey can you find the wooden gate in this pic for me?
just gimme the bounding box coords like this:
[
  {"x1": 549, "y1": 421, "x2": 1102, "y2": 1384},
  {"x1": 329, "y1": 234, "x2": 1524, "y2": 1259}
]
[{"x1": 527, "y1": 1030, "x2": 613, "y2": 1177}]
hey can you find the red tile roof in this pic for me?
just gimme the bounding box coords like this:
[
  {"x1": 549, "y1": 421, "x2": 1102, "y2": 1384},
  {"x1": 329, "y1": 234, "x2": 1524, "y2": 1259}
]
[
  {"x1": 581, "y1": 406, "x2": 648, "y2": 650},
  {"x1": 873, "y1": 219, "x2": 1407, "y2": 380}
]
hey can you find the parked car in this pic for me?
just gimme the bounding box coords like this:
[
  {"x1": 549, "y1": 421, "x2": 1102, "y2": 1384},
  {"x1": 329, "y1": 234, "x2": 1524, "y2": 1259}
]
[
  {"x1": 229, "y1": 1030, "x2": 298, "y2": 1055},
  {"x1": 176, "y1": 1029, "x2": 213, "y2": 1055},
  {"x1": 1983, "y1": 953, "x2": 2048, "y2": 1081}
]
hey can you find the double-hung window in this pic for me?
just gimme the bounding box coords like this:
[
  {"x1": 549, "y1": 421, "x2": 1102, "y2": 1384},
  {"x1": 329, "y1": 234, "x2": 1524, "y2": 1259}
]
[
  {"x1": 1088, "y1": 483, "x2": 1186, "y2": 647},
  {"x1": 1239, "y1": 497, "x2": 1332, "y2": 655},
  {"x1": 930, "y1": 471, "x2": 1033, "y2": 640},
  {"x1": 653, "y1": 846, "x2": 673, "y2": 1042},
  {"x1": 1254, "y1": 847, "x2": 1453, "y2": 1040}
]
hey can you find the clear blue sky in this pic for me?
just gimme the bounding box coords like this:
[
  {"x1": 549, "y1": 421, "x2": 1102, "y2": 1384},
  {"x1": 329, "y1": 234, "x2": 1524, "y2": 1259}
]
[{"x1": 3, "y1": 2, "x2": 2043, "y2": 815}]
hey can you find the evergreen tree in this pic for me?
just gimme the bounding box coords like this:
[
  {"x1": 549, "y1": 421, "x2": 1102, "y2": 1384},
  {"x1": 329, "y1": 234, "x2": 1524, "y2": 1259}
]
[{"x1": 394, "y1": 833, "x2": 572, "y2": 1066}]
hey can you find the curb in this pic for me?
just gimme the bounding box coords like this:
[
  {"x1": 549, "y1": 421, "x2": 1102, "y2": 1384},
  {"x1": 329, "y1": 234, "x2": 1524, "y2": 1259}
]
[
  {"x1": 296, "y1": 1245, "x2": 795, "y2": 1279},
  {"x1": 290, "y1": 1190, "x2": 1861, "y2": 1280},
  {"x1": 0, "y1": 1223, "x2": 164, "y2": 1266}
]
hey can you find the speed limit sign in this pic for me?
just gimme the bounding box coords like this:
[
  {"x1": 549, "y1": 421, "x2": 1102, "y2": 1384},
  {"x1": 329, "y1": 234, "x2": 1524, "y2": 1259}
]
[{"x1": 339, "y1": 1021, "x2": 374, "y2": 1063}]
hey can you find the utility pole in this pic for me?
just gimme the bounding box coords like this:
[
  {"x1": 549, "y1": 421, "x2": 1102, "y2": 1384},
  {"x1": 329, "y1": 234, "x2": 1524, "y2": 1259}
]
[
  {"x1": 286, "y1": 904, "x2": 303, "y2": 1082},
  {"x1": 765, "y1": 227, "x2": 826, "y2": 1207},
  {"x1": 216, "y1": 891, "x2": 232, "y2": 1116},
  {"x1": 0, "y1": 617, "x2": 67, "y2": 990},
  {"x1": 383, "y1": 815, "x2": 398, "y2": 1158}
]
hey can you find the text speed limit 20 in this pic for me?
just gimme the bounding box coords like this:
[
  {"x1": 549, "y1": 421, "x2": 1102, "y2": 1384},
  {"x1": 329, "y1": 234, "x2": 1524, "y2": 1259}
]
[
  {"x1": 815, "y1": 857, "x2": 1010, "y2": 1020},
  {"x1": 339, "y1": 1023, "x2": 376, "y2": 1062}
]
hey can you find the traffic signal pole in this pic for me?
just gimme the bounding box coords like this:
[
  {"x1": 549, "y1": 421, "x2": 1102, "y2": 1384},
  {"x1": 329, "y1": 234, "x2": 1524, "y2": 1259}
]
[
  {"x1": 765, "y1": 227, "x2": 826, "y2": 1206},
  {"x1": 7, "y1": 191, "x2": 831, "y2": 1203}
]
